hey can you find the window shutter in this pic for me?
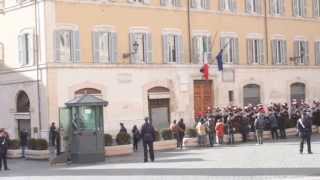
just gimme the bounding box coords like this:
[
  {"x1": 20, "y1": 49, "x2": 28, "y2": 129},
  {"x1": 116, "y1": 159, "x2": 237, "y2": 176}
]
[
  {"x1": 314, "y1": 0, "x2": 320, "y2": 17},
  {"x1": 293, "y1": 41, "x2": 299, "y2": 59},
  {"x1": 160, "y1": 0, "x2": 166, "y2": 6},
  {"x1": 128, "y1": 0, "x2": 134, "y2": 3},
  {"x1": 129, "y1": 32, "x2": 137, "y2": 64},
  {"x1": 258, "y1": 39, "x2": 264, "y2": 64},
  {"x1": 245, "y1": 0, "x2": 252, "y2": 14},
  {"x1": 293, "y1": 0, "x2": 299, "y2": 16},
  {"x1": 233, "y1": 37, "x2": 239, "y2": 64},
  {"x1": 18, "y1": 35, "x2": 24, "y2": 65},
  {"x1": 192, "y1": 36, "x2": 199, "y2": 64},
  {"x1": 271, "y1": 40, "x2": 277, "y2": 64},
  {"x1": 92, "y1": 31, "x2": 100, "y2": 63},
  {"x1": 269, "y1": 0, "x2": 274, "y2": 15},
  {"x1": 143, "y1": 0, "x2": 151, "y2": 5},
  {"x1": 191, "y1": 0, "x2": 197, "y2": 8},
  {"x1": 316, "y1": 42, "x2": 320, "y2": 65},
  {"x1": 162, "y1": 34, "x2": 169, "y2": 63},
  {"x1": 54, "y1": 31, "x2": 61, "y2": 62},
  {"x1": 207, "y1": 35, "x2": 212, "y2": 63},
  {"x1": 247, "y1": 39, "x2": 253, "y2": 64},
  {"x1": 231, "y1": 0, "x2": 237, "y2": 12},
  {"x1": 303, "y1": 0, "x2": 307, "y2": 17},
  {"x1": 176, "y1": 35, "x2": 183, "y2": 64},
  {"x1": 282, "y1": 40, "x2": 287, "y2": 64},
  {"x1": 72, "y1": 30, "x2": 80, "y2": 63},
  {"x1": 205, "y1": 0, "x2": 210, "y2": 9},
  {"x1": 280, "y1": 0, "x2": 285, "y2": 15},
  {"x1": 28, "y1": 33, "x2": 34, "y2": 65},
  {"x1": 175, "y1": 0, "x2": 181, "y2": 7},
  {"x1": 304, "y1": 41, "x2": 309, "y2": 65},
  {"x1": 110, "y1": 32, "x2": 118, "y2": 64},
  {"x1": 256, "y1": 0, "x2": 262, "y2": 14},
  {"x1": 219, "y1": 0, "x2": 225, "y2": 10},
  {"x1": 144, "y1": 32, "x2": 152, "y2": 64}
]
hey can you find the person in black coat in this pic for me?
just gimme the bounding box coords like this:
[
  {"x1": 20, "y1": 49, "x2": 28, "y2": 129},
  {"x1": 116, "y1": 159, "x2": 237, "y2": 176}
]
[
  {"x1": 297, "y1": 111, "x2": 313, "y2": 154},
  {"x1": 177, "y1": 119, "x2": 186, "y2": 149},
  {"x1": 140, "y1": 117, "x2": 155, "y2": 162},
  {"x1": 20, "y1": 129, "x2": 28, "y2": 158},
  {"x1": 0, "y1": 129, "x2": 9, "y2": 171},
  {"x1": 49, "y1": 122, "x2": 57, "y2": 147},
  {"x1": 132, "y1": 125, "x2": 140, "y2": 152}
]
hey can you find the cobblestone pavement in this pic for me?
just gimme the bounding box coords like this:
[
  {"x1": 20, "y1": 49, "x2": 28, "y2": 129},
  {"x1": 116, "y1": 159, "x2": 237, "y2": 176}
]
[{"x1": 1, "y1": 135, "x2": 320, "y2": 180}]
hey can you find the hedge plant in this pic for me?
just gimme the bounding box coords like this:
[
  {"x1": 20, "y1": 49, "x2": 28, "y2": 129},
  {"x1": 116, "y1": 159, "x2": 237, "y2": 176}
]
[
  {"x1": 186, "y1": 128, "x2": 197, "y2": 138},
  {"x1": 28, "y1": 138, "x2": 48, "y2": 150},
  {"x1": 104, "y1": 134, "x2": 113, "y2": 146},
  {"x1": 160, "y1": 128, "x2": 173, "y2": 140},
  {"x1": 8, "y1": 139, "x2": 20, "y2": 149},
  {"x1": 116, "y1": 132, "x2": 131, "y2": 145}
]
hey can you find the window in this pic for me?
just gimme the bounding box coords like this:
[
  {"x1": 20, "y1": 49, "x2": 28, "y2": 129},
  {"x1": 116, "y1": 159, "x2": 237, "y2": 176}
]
[
  {"x1": 129, "y1": 31, "x2": 152, "y2": 64},
  {"x1": 315, "y1": 41, "x2": 320, "y2": 65},
  {"x1": 162, "y1": 33, "x2": 182, "y2": 63},
  {"x1": 54, "y1": 29, "x2": 80, "y2": 63},
  {"x1": 290, "y1": 83, "x2": 306, "y2": 102},
  {"x1": 220, "y1": 36, "x2": 239, "y2": 64},
  {"x1": 192, "y1": 34, "x2": 212, "y2": 64},
  {"x1": 18, "y1": 32, "x2": 34, "y2": 66},
  {"x1": 128, "y1": 0, "x2": 150, "y2": 4},
  {"x1": 0, "y1": 43, "x2": 3, "y2": 63},
  {"x1": 245, "y1": 0, "x2": 262, "y2": 14},
  {"x1": 271, "y1": 39, "x2": 287, "y2": 65},
  {"x1": 293, "y1": 40, "x2": 309, "y2": 65},
  {"x1": 243, "y1": 84, "x2": 261, "y2": 106},
  {"x1": 219, "y1": 0, "x2": 236, "y2": 12},
  {"x1": 293, "y1": 0, "x2": 307, "y2": 17},
  {"x1": 92, "y1": 30, "x2": 117, "y2": 63},
  {"x1": 270, "y1": 0, "x2": 284, "y2": 16},
  {"x1": 247, "y1": 39, "x2": 264, "y2": 64},
  {"x1": 160, "y1": 0, "x2": 181, "y2": 7},
  {"x1": 191, "y1": 0, "x2": 210, "y2": 9},
  {"x1": 314, "y1": 0, "x2": 320, "y2": 17}
]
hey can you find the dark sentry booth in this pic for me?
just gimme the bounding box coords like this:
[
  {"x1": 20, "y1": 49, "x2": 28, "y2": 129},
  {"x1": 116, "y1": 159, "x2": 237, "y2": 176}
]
[{"x1": 59, "y1": 94, "x2": 108, "y2": 164}]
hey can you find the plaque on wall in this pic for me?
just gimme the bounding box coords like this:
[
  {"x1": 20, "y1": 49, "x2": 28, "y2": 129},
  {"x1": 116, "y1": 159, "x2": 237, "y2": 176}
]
[
  {"x1": 222, "y1": 69, "x2": 235, "y2": 82},
  {"x1": 117, "y1": 73, "x2": 132, "y2": 83}
]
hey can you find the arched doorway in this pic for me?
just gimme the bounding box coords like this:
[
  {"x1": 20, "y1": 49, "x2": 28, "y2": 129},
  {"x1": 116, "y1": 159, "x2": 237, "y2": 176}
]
[
  {"x1": 243, "y1": 84, "x2": 261, "y2": 106},
  {"x1": 16, "y1": 91, "x2": 31, "y2": 136},
  {"x1": 148, "y1": 87, "x2": 170, "y2": 130},
  {"x1": 290, "y1": 82, "x2": 306, "y2": 103}
]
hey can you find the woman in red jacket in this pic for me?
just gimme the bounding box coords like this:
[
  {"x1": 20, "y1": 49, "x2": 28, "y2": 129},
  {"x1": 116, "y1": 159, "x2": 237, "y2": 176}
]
[{"x1": 215, "y1": 119, "x2": 225, "y2": 144}]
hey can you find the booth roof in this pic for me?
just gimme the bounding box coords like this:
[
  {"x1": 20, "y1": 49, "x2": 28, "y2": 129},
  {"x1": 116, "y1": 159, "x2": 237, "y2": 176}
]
[{"x1": 65, "y1": 94, "x2": 109, "y2": 107}]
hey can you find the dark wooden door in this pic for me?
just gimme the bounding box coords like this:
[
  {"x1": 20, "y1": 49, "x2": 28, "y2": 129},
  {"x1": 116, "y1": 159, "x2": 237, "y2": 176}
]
[{"x1": 194, "y1": 80, "x2": 213, "y2": 118}]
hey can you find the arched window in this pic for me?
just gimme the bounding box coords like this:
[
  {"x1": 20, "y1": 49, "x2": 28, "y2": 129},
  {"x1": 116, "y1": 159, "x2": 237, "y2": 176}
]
[
  {"x1": 243, "y1": 84, "x2": 261, "y2": 106},
  {"x1": 16, "y1": 91, "x2": 30, "y2": 112},
  {"x1": 290, "y1": 83, "x2": 306, "y2": 102},
  {"x1": 75, "y1": 88, "x2": 102, "y2": 96}
]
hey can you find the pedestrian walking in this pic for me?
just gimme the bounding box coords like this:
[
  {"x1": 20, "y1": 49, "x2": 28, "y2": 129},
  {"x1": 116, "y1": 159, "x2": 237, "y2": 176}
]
[
  {"x1": 206, "y1": 118, "x2": 216, "y2": 147},
  {"x1": 196, "y1": 119, "x2": 207, "y2": 147},
  {"x1": 19, "y1": 129, "x2": 28, "y2": 158},
  {"x1": 0, "y1": 129, "x2": 9, "y2": 171},
  {"x1": 279, "y1": 107, "x2": 288, "y2": 139},
  {"x1": 177, "y1": 118, "x2": 186, "y2": 149},
  {"x1": 132, "y1": 125, "x2": 140, "y2": 152},
  {"x1": 269, "y1": 111, "x2": 279, "y2": 142},
  {"x1": 254, "y1": 111, "x2": 265, "y2": 145},
  {"x1": 141, "y1": 117, "x2": 155, "y2": 162},
  {"x1": 169, "y1": 120, "x2": 179, "y2": 148},
  {"x1": 297, "y1": 111, "x2": 313, "y2": 154},
  {"x1": 215, "y1": 119, "x2": 225, "y2": 144},
  {"x1": 119, "y1": 123, "x2": 127, "y2": 134},
  {"x1": 227, "y1": 115, "x2": 235, "y2": 144},
  {"x1": 240, "y1": 113, "x2": 249, "y2": 142},
  {"x1": 49, "y1": 122, "x2": 57, "y2": 147}
]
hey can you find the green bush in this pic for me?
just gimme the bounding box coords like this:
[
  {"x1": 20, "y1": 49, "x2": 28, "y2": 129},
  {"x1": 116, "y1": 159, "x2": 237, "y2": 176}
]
[
  {"x1": 286, "y1": 119, "x2": 297, "y2": 128},
  {"x1": 28, "y1": 138, "x2": 48, "y2": 150},
  {"x1": 8, "y1": 139, "x2": 20, "y2": 149},
  {"x1": 186, "y1": 128, "x2": 198, "y2": 138},
  {"x1": 116, "y1": 132, "x2": 131, "y2": 145},
  {"x1": 104, "y1": 134, "x2": 113, "y2": 146},
  {"x1": 160, "y1": 128, "x2": 173, "y2": 140}
]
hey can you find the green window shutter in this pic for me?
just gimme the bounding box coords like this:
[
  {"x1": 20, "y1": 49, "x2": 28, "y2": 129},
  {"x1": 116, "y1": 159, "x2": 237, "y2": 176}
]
[
  {"x1": 92, "y1": 31, "x2": 100, "y2": 63},
  {"x1": 72, "y1": 30, "x2": 80, "y2": 63},
  {"x1": 304, "y1": 41, "x2": 309, "y2": 65},
  {"x1": 143, "y1": 32, "x2": 152, "y2": 64},
  {"x1": 247, "y1": 39, "x2": 253, "y2": 64},
  {"x1": 245, "y1": 0, "x2": 251, "y2": 14},
  {"x1": 233, "y1": 37, "x2": 239, "y2": 64},
  {"x1": 175, "y1": 35, "x2": 183, "y2": 64},
  {"x1": 315, "y1": 42, "x2": 320, "y2": 65},
  {"x1": 110, "y1": 32, "x2": 118, "y2": 64},
  {"x1": 258, "y1": 39, "x2": 264, "y2": 64},
  {"x1": 219, "y1": 0, "x2": 225, "y2": 10},
  {"x1": 162, "y1": 34, "x2": 169, "y2": 63},
  {"x1": 271, "y1": 40, "x2": 277, "y2": 64}
]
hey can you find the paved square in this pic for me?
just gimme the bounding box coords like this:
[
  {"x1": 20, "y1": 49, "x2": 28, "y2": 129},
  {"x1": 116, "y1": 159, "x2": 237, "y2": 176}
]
[{"x1": 1, "y1": 135, "x2": 320, "y2": 180}]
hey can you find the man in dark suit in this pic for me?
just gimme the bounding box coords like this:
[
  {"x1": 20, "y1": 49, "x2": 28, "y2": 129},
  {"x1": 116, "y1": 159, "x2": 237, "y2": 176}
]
[
  {"x1": 140, "y1": 117, "x2": 155, "y2": 162},
  {"x1": 297, "y1": 111, "x2": 313, "y2": 154},
  {"x1": 0, "y1": 128, "x2": 9, "y2": 171}
]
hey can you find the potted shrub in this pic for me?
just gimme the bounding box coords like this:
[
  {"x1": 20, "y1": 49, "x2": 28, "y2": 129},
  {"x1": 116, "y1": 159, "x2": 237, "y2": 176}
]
[
  {"x1": 105, "y1": 133, "x2": 132, "y2": 157},
  {"x1": 154, "y1": 129, "x2": 176, "y2": 151},
  {"x1": 183, "y1": 128, "x2": 198, "y2": 147},
  {"x1": 7, "y1": 139, "x2": 22, "y2": 159},
  {"x1": 25, "y1": 138, "x2": 49, "y2": 160},
  {"x1": 104, "y1": 134, "x2": 113, "y2": 146}
]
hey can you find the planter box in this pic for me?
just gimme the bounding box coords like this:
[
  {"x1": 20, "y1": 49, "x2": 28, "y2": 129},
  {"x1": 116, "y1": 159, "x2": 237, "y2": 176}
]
[
  {"x1": 25, "y1": 149, "x2": 49, "y2": 160},
  {"x1": 183, "y1": 137, "x2": 198, "y2": 147},
  {"x1": 7, "y1": 149, "x2": 22, "y2": 159},
  {"x1": 154, "y1": 140, "x2": 177, "y2": 151},
  {"x1": 105, "y1": 144, "x2": 133, "y2": 157},
  {"x1": 312, "y1": 125, "x2": 317, "y2": 133}
]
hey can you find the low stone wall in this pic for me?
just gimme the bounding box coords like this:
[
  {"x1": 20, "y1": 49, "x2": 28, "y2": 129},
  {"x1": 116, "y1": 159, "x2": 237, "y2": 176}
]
[
  {"x1": 105, "y1": 144, "x2": 133, "y2": 157},
  {"x1": 25, "y1": 150, "x2": 49, "y2": 160},
  {"x1": 7, "y1": 149, "x2": 22, "y2": 159}
]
